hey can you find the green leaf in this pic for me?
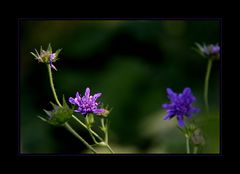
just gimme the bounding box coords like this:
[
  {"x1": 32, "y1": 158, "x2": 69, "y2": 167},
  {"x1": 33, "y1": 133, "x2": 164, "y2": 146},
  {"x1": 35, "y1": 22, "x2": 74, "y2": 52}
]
[
  {"x1": 55, "y1": 48, "x2": 62, "y2": 58},
  {"x1": 50, "y1": 101, "x2": 58, "y2": 110},
  {"x1": 43, "y1": 109, "x2": 52, "y2": 117},
  {"x1": 35, "y1": 49, "x2": 40, "y2": 57},
  {"x1": 30, "y1": 52, "x2": 38, "y2": 58},
  {"x1": 47, "y1": 43, "x2": 52, "y2": 53},
  {"x1": 62, "y1": 94, "x2": 68, "y2": 108},
  {"x1": 38, "y1": 115, "x2": 48, "y2": 122},
  {"x1": 39, "y1": 97, "x2": 74, "y2": 126}
]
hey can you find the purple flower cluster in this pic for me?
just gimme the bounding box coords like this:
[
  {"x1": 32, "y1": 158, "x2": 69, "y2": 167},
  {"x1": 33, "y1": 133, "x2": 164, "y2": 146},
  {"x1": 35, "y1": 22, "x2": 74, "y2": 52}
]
[
  {"x1": 69, "y1": 87, "x2": 105, "y2": 116},
  {"x1": 203, "y1": 44, "x2": 220, "y2": 56},
  {"x1": 162, "y1": 87, "x2": 200, "y2": 127},
  {"x1": 195, "y1": 43, "x2": 220, "y2": 58}
]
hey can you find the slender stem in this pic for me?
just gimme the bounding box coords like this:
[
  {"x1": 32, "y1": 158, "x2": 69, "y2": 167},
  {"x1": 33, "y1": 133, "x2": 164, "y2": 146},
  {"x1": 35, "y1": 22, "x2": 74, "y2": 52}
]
[
  {"x1": 64, "y1": 122, "x2": 97, "y2": 154},
  {"x1": 193, "y1": 146, "x2": 198, "y2": 154},
  {"x1": 47, "y1": 64, "x2": 62, "y2": 107},
  {"x1": 106, "y1": 144, "x2": 114, "y2": 153},
  {"x1": 185, "y1": 135, "x2": 190, "y2": 154},
  {"x1": 87, "y1": 125, "x2": 99, "y2": 144},
  {"x1": 72, "y1": 115, "x2": 103, "y2": 141},
  {"x1": 100, "y1": 118, "x2": 114, "y2": 153},
  {"x1": 105, "y1": 128, "x2": 108, "y2": 144},
  {"x1": 72, "y1": 115, "x2": 114, "y2": 153},
  {"x1": 101, "y1": 118, "x2": 107, "y2": 143},
  {"x1": 204, "y1": 59, "x2": 212, "y2": 112}
]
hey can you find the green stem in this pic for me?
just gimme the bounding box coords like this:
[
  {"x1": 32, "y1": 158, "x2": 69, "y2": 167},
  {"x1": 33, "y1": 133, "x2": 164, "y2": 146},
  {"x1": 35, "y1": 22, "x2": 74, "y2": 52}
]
[
  {"x1": 72, "y1": 115, "x2": 114, "y2": 153},
  {"x1": 204, "y1": 59, "x2": 212, "y2": 112},
  {"x1": 185, "y1": 135, "x2": 190, "y2": 154},
  {"x1": 101, "y1": 118, "x2": 108, "y2": 143},
  {"x1": 101, "y1": 118, "x2": 114, "y2": 153},
  {"x1": 72, "y1": 115, "x2": 103, "y2": 141},
  {"x1": 106, "y1": 144, "x2": 114, "y2": 153},
  {"x1": 47, "y1": 64, "x2": 62, "y2": 107},
  {"x1": 193, "y1": 146, "x2": 198, "y2": 154},
  {"x1": 105, "y1": 128, "x2": 108, "y2": 144},
  {"x1": 64, "y1": 122, "x2": 97, "y2": 154},
  {"x1": 87, "y1": 125, "x2": 99, "y2": 144}
]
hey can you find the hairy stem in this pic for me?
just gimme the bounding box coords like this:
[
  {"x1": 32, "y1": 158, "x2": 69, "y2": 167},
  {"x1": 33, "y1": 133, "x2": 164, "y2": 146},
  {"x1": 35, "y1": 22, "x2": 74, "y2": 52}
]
[
  {"x1": 72, "y1": 115, "x2": 103, "y2": 141},
  {"x1": 64, "y1": 122, "x2": 97, "y2": 154},
  {"x1": 185, "y1": 135, "x2": 190, "y2": 154},
  {"x1": 204, "y1": 59, "x2": 212, "y2": 112},
  {"x1": 72, "y1": 115, "x2": 114, "y2": 153},
  {"x1": 47, "y1": 64, "x2": 62, "y2": 107},
  {"x1": 106, "y1": 144, "x2": 114, "y2": 154}
]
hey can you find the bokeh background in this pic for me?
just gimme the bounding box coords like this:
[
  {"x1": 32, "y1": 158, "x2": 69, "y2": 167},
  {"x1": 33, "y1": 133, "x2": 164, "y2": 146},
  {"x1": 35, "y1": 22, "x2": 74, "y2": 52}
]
[{"x1": 20, "y1": 19, "x2": 220, "y2": 154}]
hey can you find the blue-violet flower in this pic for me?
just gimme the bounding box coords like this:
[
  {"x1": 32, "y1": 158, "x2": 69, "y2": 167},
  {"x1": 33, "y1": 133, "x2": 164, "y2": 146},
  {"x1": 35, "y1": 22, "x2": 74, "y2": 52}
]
[
  {"x1": 69, "y1": 87, "x2": 105, "y2": 116},
  {"x1": 162, "y1": 87, "x2": 200, "y2": 127},
  {"x1": 195, "y1": 43, "x2": 220, "y2": 59}
]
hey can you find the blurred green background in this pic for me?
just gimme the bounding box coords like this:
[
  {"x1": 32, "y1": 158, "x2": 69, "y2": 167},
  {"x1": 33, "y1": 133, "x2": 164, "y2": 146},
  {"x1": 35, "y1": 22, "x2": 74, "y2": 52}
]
[{"x1": 20, "y1": 20, "x2": 220, "y2": 154}]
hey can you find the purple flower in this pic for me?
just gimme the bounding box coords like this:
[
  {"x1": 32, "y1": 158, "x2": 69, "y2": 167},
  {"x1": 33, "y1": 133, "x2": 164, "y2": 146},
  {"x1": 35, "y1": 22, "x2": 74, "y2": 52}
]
[
  {"x1": 162, "y1": 87, "x2": 200, "y2": 127},
  {"x1": 69, "y1": 87, "x2": 105, "y2": 116},
  {"x1": 49, "y1": 53, "x2": 57, "y2": 71},
  {"x1": 210, "y1": 44, "x2": 220, "y2": 54},
  {"x1": 31, "y1": 44, "x2": 62, "y2": 70},
  {"x1": 195, "y1": 43, "x2": 220, "y2": 58}
]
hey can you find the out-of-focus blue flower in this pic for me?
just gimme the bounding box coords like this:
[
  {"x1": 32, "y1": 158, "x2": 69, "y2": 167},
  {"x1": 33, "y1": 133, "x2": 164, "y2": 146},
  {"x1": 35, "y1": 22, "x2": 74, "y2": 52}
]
[
  {"x1": 162, "y1": 87, "x2": 200, "y2": 127},
  {"x1": 69, "y1": 87, "x2": 105, "y2": 116},
  {"x1": 195, "y1": 43, "x2": 220, "y2": 59}
]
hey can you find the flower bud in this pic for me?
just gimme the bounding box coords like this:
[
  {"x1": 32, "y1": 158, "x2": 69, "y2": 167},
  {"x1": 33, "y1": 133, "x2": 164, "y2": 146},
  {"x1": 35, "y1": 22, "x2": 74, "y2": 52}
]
[
  {"x1": 86, "y1": 113, "x2": 95, "y2": 125},
  {"x1": 97, "y1": 109, "x2": 110, "y2": 117},
  {"x1": 31, "y1": 44, "x2": 62, "y2": 71},
  {"x1": 191, "y1": 128, "x2": 205, "y2": 146},
  {"x1": 194, "y1": 43, "x2": 220, "y2": 60}
]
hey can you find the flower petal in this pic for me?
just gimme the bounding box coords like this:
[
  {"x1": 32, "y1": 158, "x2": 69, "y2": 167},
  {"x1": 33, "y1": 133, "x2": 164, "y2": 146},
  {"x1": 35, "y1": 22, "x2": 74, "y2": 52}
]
[
  {"x1": 76, "y1": 92, "x2": 81, "y2": 101},
  {"x1": 93, "y1": 93, "x2": 102, "y2": 100},
  {"x1": 69, "y1": 97, "x2": 76, "y2": 105},
  {"x1": 85, "y1": 87, "x2": 90, "y2": 97},
  {"x1": 190, "y1": 95, "x2": 196, "y2": 102},
  {"x1": 51, "y1": 64, "x2": 57, "y2": 71},
  {"x1": 75, "y1": 107, "x2": 83, "y2": 113},
  {"x1": 74, "y1": 109, "x2": 81, "y2": 112},
  {"x1": 93, "y1": 109, "x2": 105, "y2": 114},
  {"x1": 76, "y1": 92, "x2": 80, "y2": 98},
  {"x1": 167, "y1": 88, "x2": 177, "y2": 101},
  {"x1": 183, "y1": 87, "x2": 191, "y2": 96},
  {"x1": 190, "y1": 107, "x2": 200, "y2": 113},
  {"x1": 177, "y1": 115, "x2": 185, "y2": 127},
  {"x1": 162, "y1": 103, "x2": 172, "y2": 109},
  {"x1": 163, "y1": 112, "x2": 175, "y2": 120}
]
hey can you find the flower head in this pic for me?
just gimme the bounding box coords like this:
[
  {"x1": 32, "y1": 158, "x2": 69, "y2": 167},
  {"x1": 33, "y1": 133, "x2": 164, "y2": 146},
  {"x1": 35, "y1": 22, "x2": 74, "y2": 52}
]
[
  {"x1": 30, "y1": 44, "x2": 62, "y2": 71},
  {"x1": 69, "y1": 87, "x2": 105, "y2": 116},
  {"x1": 195, "y1": 43, "x2": 220, "y2": 60},
  {"x1": 162, "y1": 87, "x2": 200, "y2": 127}
]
